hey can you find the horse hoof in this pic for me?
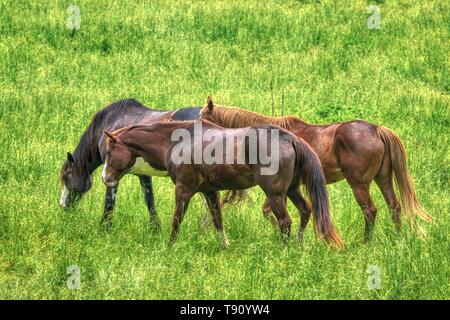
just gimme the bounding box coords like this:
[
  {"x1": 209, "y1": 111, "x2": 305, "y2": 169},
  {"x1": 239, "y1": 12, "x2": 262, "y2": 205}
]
[
  {"x1": 221, "y1": 239, "x2": 230, "y2": 249},
  {"x1": 167, "y1": 237, "x2": 177, "y2": 247},
  {"x1": 150, "y1": 220, "x2": 162, "y2": 232},
  {"x1": 99, "y1": 221, "x2": 113, "y2": 232}
]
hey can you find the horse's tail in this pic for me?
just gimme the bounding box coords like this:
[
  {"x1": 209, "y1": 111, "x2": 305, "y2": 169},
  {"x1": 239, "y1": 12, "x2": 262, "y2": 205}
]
[
  {"x1": 377, "y1": 126, "x2": 433, "y2": 226},
  {"x1": 292, "y1": 137, "x2": 343, "y2": 248},
  {"x1": 222, "y1": 189, "x2": 249, "y2": 207}
]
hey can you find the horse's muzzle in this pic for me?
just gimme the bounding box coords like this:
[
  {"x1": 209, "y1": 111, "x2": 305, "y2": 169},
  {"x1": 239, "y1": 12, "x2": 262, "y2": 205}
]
[
  {"x1": 60, "y1": 190, "x2": 81, "y2": 209},
  {"x1": 102, "y1": 177, "x2": 118, "y2": 188}
]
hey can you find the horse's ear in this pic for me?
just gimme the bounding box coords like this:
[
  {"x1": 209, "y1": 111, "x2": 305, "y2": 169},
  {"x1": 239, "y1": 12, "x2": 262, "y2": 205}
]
[
  {"x1": 67, "y1": 152, "x2": 74, "y2": 164},
  {"x1": 104, "y1": 131, "x2": 117, "y2": 143},
  {"x1": 207, "y1": 96, "x2": 214, "y2": 113}
]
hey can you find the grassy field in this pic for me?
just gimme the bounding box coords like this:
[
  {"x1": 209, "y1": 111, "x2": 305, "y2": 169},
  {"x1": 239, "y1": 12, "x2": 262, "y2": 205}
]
[{"x1": 0, "y1": 0, "x2": 448, "y2": 299}]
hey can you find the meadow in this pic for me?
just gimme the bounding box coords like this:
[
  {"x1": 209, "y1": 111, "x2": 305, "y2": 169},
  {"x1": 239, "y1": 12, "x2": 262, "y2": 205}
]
[{"x1": 0, "y1": 0, "x2": 448, "y2": 299}]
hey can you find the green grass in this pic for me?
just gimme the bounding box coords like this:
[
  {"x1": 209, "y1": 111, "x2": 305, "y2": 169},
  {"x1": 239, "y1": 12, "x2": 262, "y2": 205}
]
[{"x1": 0, "y1": 0, "x2": 449, "y2": 299}]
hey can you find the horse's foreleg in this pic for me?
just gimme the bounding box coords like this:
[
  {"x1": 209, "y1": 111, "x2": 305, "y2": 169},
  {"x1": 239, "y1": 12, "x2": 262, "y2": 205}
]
[
  {"x1": 203, "y1": 191, "x2": 229, "y2": 248},
  {"x1": 100, "y1": 184, "x2": 118, "y2": 230},
  {"x1": 139, "y1": 175, "x2": 161, "y2": 231},
  {"x1": 169, "y1": 185, "x2": 193, "y2": 246}
]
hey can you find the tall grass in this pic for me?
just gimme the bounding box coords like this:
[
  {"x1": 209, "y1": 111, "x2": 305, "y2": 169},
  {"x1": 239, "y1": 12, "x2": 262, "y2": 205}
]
[{"x1": 0, "y1": 0, "x2": 448, "y2": 299}]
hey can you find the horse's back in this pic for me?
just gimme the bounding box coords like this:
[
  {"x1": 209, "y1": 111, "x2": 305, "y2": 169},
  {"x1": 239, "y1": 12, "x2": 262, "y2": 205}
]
[
  {"x1": 335, "y1": 120, "x2": 382, "y2": 151},
  {"x1": 171, "y1": 107, "x2": 202, "y2": 121}
]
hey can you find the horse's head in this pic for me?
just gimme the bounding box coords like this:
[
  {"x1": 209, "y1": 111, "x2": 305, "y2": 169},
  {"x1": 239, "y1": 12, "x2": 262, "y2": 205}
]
[
  {"x1": 199, "y1": 96, "x2": 217, "y2": 123},
  {"x1": 102, "y1": 131, "x2": 135, "y2": 188},
  {"x1": 60, "y1": 152, "x2": 93, "y2": 208}
]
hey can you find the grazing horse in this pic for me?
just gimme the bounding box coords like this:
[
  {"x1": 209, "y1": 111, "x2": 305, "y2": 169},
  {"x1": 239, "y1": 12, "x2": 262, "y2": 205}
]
[
  {"x1": 102, "y1": 120, "x2": 342, "y2": 248},
  {"x1": 200, "y1": 98, "x2": 432, "y2": 241},
  {"x1": 59, "y1": 99, "x2": 203, "y2": 229}
]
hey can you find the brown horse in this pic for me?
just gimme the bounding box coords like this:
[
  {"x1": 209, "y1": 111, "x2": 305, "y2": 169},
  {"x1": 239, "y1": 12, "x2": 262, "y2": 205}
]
[
  {"x1": 200, "y1": 97, "x2": 432, "y2": 241},
  {"x1": 102, "y1": 120, "x2": 342, "y2": 248}
]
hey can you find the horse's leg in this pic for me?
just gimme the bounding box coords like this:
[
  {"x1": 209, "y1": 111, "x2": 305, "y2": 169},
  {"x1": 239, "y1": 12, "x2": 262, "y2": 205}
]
[
  {"x1": 266, "y1": 194, "x2": 292, "y2": 241},
  {"x1": 262, "y1": 198, "x2": 271, "y2": 218},
  {"x1": 262, "y1": 197, "x2": 281, "y2": 227},
  {"x1": 203, "y1": 191, "x2": 229, "y2": 248},
  {"x1": 100, "y1": 184, "x2": 118, "y2": 230},
  {"x1": 169, "y1": 184, "x2": 193, "y2": 246},
  {"x1": 199, "y1": 194, "x2": 213, "y2": 230},
  {"x1": 348, "y1": 182, "x2": 377, "y2": 242},
  {"x1": 287, "y1": 188, "x2": 312, "y2": 243},
  {"x1": 138, "y1": 175, "x2": 161, "y2": 231},
  {"x1": 333, "y1": 122, "x2": 385, "y2": 242},
  {"x1": 375, "y1": 174, "x2": 401, "y2": 231}
]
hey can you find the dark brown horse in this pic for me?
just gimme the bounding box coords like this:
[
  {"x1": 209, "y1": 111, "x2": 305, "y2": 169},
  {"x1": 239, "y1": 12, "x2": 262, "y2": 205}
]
[
  {"x1": 200, "y1": 98, "x2": 432, "y2": 241},
  {"x1": 59, "y1": 99, "x2": 204, "y2": 229},
  {"x1": 102, "y1": 120, "x2": 342, "y2": 248}
]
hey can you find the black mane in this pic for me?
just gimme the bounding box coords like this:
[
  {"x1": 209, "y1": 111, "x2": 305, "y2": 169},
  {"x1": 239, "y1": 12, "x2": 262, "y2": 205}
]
[
  {"x1": 68, "y1": 99, "x2": 201, "y2": 176},
  {"x1": 71, "y1": 99, "x2": 154, "y2": 173}
]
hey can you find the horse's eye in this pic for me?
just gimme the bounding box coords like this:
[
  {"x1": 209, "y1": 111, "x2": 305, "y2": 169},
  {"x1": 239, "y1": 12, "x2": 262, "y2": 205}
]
[{"x1": 63, "y1": 172, "x2": 70, "y2": 182}]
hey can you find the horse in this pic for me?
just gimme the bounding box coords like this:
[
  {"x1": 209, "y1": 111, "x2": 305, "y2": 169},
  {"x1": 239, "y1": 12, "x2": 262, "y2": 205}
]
[
  {"x1": 200, "y1": 97, "x2": 432, "y2": 241},
  {"x1": 102, "y1": 120, "x2": 343, "y2": 248},
  {"x1": 59, "y1": 98, "x2": 204, "y2": 229}
]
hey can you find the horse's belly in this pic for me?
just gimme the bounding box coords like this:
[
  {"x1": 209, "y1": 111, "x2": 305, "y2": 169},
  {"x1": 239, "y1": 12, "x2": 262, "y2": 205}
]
[
  {"x1": 200, "y1": 164, "x2": 256, "y2": 190},
  {"x1": 129, "y1": 157, "x2": 168, "y2": 177},
  {"x1": 323, "y1": 166, "x2": 344, "y2": 184}
]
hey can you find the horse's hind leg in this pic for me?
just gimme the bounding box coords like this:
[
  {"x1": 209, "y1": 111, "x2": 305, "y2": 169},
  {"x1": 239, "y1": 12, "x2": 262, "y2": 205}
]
[
  {"x1": 348, "y1": 182, "x2": 377, "y2": 242},
  {"x1": 199, "y1": 194, "x2": 213, "y2": 231},
  {"x1": 139, "y1": 175, "x2": 161, "y2": 231},
  {"x1": 266, "y1": 194, "x2": 292, "y2": 240},
  {"x1": 262, "y1": 197, "x2": 286, "y2": 227},
  {"x1": 100, "y1": 185, "x2": 118, "y2": 230},
  {"x1": 203, "y1": 191, "x2": 229, "y2": 248},
  {"x1": 375, "y1": 173, "x2": 401, "y2": 231},
  {"x1": 287, "y1": 188, "x2": 312, "y2": 243}
]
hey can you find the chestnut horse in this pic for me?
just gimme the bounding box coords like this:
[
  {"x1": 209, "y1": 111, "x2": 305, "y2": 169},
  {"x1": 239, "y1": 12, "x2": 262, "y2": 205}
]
[
  {"x1": 200, "y1": 98, "x2": 432, "y2": 241},
  {"x1": 102, "y1": 120, "x2": 342, "y2": 248}
]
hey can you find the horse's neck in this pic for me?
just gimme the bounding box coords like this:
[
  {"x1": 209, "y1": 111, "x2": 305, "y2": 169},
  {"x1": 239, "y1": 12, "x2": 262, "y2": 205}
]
[
  {"x1": 72, "y1": 133, "x2": 103, "y2": 176},
  {"x1": 130, "y1": 130, "x2": 173, "y2": 166},
  {"x1": 73, "y1": 150, "x2": 101, "y2": 176}
]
